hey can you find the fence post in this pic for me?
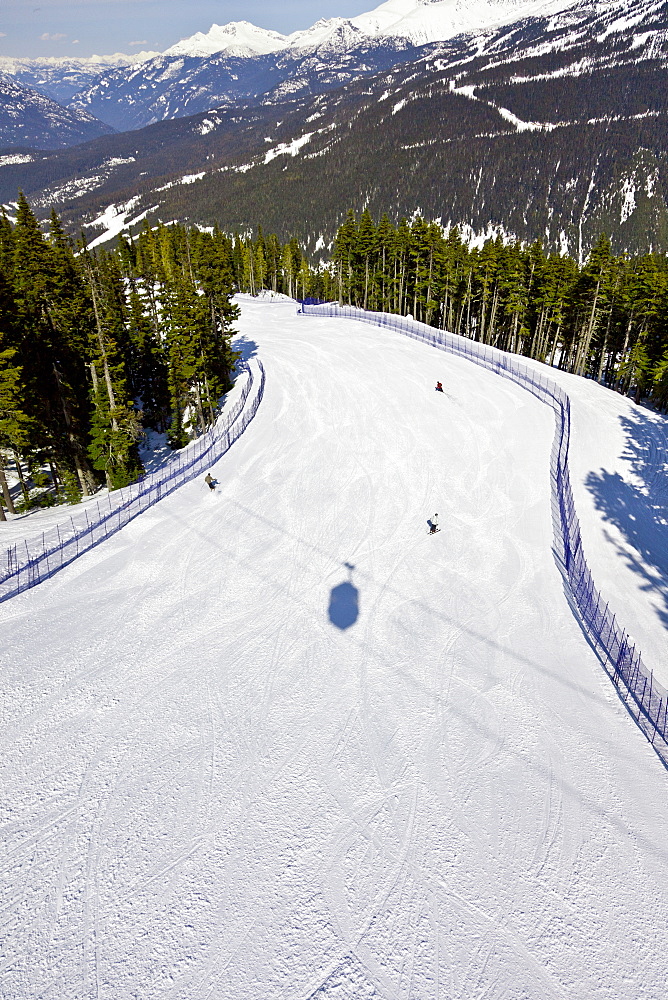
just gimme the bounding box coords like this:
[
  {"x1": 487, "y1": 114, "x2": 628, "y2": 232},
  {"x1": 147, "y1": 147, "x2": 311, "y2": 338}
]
[{"x1": 636, "y1": 674, "x2": 647, "y2": 720}]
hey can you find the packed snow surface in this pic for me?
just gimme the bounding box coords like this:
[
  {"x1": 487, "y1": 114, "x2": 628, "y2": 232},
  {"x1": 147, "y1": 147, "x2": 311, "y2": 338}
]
[{"x1": 1, "y1": 297, "x2": 667, "y2": 999}]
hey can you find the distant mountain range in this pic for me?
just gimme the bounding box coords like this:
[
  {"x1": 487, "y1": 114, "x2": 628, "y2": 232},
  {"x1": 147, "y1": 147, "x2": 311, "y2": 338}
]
[
  {"x1": 1, "y1": 0, "x2": 667, "y2": 258},
  {"x1": 0, "y1": 51, "x2": 158, "y2": 105},
  {"x1": 67, "y1": 1, "x2": 582, "y2": 132},
  {"x1": 0, "y1": 75, "x2": 115, "y2": 149},
  {"x1": 1, "y1": 0, "x2": 574, "y2": 138}
]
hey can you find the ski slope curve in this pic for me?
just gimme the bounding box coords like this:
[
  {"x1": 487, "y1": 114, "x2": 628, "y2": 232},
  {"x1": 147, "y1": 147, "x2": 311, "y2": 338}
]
[
  {"x1": 0, "y1": 357, "x2": 265, "y2": 603},
  {"x1": 302, "y1": 302, "x2": 668, "y2": 767},
  {"x1": 1, "y1": 296, "x2": 667, "y2": 999}
]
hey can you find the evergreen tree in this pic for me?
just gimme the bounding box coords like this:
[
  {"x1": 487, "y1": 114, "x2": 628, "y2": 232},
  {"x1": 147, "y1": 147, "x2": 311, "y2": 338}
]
[
  {"x1": 127, "y1": 286, "x2": 170, "y2": 429},
  {"x1": 651, "y1": 349, "x2": 668, "y2": 411},
  {"x1": 82, "y1": 249, "x2": 144, "y2": 489},
  {"x1": 0, "y1": 340, "x2": 33, "y2": 518},
  {"x1": 12, "y1": 194, "x2": 95, "y2": 500}
]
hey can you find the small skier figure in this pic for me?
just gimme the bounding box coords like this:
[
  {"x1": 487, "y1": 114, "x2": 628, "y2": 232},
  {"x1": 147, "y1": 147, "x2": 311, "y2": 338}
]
[
  {"x1": 429, "y1": 513, "x2": 439, "y2": 534},
  {"x1": 435, "y1": 382, "x2": 443, "y2": 392},
  {"x1": 205, "y1": 473, "x2": 217, "y2": 491}
]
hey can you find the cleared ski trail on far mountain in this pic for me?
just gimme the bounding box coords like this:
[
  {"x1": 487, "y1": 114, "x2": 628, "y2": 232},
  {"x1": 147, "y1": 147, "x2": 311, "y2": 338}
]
[{"x1": 1, "y1": 296, "x2": 667, "y2": 1000}]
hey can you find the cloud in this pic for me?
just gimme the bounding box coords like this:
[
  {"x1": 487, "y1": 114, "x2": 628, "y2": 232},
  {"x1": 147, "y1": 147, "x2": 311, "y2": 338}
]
[
  {"x1": 0, "y1": 33, "x2": 7, "y2": 38},
  {"x1": 129, "y1": 40, "x2": 148, "y2": 47},
  {"x1": 39, "y1": 32, "x2": 67, "y2": 41},
  {"x1": 72, "y1": 39, "x2": 80, "y2": 44}
]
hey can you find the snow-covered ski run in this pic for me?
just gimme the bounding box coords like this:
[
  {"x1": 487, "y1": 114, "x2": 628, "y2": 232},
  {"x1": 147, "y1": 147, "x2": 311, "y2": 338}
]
[{"x1": 1, "y1": 294, "x2": 667, "y2": 999}]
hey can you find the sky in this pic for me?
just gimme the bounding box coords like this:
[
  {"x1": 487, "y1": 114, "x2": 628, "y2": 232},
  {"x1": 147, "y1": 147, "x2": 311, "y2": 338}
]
[{"x1": 0, "y1": 0, "x2": 373, "y2": 58}]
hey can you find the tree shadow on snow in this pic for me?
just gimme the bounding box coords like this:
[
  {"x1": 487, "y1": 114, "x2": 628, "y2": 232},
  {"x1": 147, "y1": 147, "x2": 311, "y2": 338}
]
[
  {"x1": 328, "y1": 562, "x2": 359, "y2": 630},
  {"x1": 234, "y1": 336, "x2": 259, "y2": 362},
  {"x1": 584, "y1": 408, "x2": 668, "y2": 633}
]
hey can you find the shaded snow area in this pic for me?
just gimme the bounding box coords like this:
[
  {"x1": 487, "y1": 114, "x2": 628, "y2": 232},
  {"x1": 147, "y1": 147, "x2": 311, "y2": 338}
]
[
  {"x1": 1, "y1": 297, "x2": 668, "y2": 999},
  {"x1": 537, "y1": 360, "x2": 668, "y2": 685}
]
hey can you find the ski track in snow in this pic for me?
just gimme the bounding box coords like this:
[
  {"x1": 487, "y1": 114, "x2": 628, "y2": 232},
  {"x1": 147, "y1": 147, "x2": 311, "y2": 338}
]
[{"x1": 1, "y1": 296, "x2": 667, "y2": 999}]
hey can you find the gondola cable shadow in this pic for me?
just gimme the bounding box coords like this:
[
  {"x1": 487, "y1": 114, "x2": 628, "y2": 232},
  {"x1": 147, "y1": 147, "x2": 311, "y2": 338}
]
[{"x1": 328, "y1": 561, "x2": 359, "y2": 630}]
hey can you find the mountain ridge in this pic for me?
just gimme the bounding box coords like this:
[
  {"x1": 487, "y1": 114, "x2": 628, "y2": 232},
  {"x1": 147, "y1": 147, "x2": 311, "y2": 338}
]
[
  {"x1": 2, "y1": 0, "x2": 667, "y2": 256},
  {"x1": 6, "y1": 0, "x2": 586, "y2": 133},
  {"x1": 0, "y1": 75, "x2": 115, "y2": 149},
  {"x1": 0, "y1": 51, "x2": 158, "y2": 105}
]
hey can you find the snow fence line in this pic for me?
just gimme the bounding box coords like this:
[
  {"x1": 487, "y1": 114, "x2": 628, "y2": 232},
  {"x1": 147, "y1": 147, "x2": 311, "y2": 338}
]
[
  {"x1": 0, "y1": 358, "x2": 266, "y2": 604},
  {"x1": 299, "y1": 301, "x2": 668, "y2": 769}
]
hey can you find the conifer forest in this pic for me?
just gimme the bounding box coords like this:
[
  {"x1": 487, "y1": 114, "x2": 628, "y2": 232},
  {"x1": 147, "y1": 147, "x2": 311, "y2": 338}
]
[
  {"x1": 0, "y1": 196, "x2": 242, "y2": 517},
  {"x1": 1, "y1": 197, "x2": 668, "y2": 517}
]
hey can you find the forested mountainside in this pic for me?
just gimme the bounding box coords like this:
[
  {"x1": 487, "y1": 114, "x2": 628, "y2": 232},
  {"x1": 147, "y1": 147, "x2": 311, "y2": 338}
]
[
  {"x1": 125, "y1": 0, "x2": 668, "y2": 259},
  {"x1": 0, "y1": 76, "x2": 115, "y2": 150},
  {"x1": 2, "y1": 0, "x2": 667, "y2": 257}
]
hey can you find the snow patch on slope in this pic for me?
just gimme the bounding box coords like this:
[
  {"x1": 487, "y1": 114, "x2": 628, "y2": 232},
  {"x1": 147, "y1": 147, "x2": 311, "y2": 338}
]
[
  {"x1": 496, "y1": 104, "x2": 559, "y2": 130},
  {"x1": 155, "y1": 171, "x2": 207, "y2": 192},
  {"x1": 198, "y1": 116, "x2": 223, "y2": 136},
  {"x1": 620, "y1": 176, "x2": 637, "y2": 223},
  {"x1": 264, "y1": 132, "x2": 314, "y2": 163},
  {"x1": 85, "y1": 199, "x2": 154, "y2": 248},
  {"x1": 0, "y1": 153, "x2": 34, "y2": 166}
]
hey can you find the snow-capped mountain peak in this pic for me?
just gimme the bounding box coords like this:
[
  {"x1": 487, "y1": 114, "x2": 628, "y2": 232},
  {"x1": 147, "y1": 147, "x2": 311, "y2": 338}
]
[
  {"x1": 350, "y1": 0, "x2": 577, "y2": 45},
  {"x1": 164, "y1": 21, "x2": 289, "y2": 59},
  {"x1": 0, "y1": 51, "x2": 161, "y2": 107},
  {"x1": 162, "y1": 0, "x2": 580, "y2": 62},
  {"x1": 284, "y1": 17, "x2": 365, "y2": 51}
]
